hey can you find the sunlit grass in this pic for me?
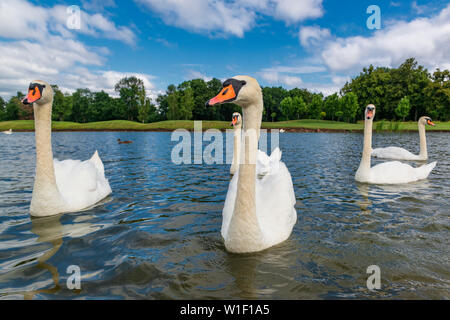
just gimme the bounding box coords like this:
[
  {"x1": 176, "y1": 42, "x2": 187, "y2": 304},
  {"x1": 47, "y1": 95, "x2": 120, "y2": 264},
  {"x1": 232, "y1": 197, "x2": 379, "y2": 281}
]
[{"x1": 1, "y1": 119, "x2": 449, "y2": 131}]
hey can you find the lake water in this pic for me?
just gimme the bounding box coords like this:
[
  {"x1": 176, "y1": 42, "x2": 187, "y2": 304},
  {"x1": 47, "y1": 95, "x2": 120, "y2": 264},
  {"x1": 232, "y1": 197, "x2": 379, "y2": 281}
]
[{"x1": 0, "y1": 131, "x2": 448, "y2": 299}]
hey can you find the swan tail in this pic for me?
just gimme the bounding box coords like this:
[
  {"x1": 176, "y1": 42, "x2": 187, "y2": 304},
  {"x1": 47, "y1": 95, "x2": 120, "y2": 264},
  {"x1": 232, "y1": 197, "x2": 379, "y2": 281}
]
[
  {"x1": 269, "y1": 147, "x2": 282, "y2": 162},
  {"x1": 416, "y1": 161, "x2": 437, "y2": 180},
  {"x1": 90, "y1": 150, "x2": 105, "y2": 176}
]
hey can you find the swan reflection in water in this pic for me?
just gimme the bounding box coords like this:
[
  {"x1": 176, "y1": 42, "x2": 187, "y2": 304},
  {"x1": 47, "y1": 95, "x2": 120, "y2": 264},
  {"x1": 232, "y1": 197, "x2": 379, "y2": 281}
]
[
  {"x1": 224, "y1": 241, "x2": 297, "y2": 299},
  {"x1": 356, "y1": 180, "x2": 433, "y2": 213},
  {"x1": 21, "y1": 213, "x2": 105, "y2": 299}
]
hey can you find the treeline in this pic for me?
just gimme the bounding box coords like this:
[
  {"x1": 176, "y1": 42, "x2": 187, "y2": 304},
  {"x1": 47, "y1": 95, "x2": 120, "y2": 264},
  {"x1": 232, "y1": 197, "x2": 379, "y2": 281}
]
[
  {"x1": 0, "y1": 77, "x2": 160, "y2": 123},
  {"x1": 0, "y1": 58, "x2": 448, "y2": 123}
]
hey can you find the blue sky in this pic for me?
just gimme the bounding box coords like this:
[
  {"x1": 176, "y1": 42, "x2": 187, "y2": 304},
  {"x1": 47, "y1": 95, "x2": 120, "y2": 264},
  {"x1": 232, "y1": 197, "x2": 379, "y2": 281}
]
[{"x1": 0, "y1": 0, "x2": 449, "y2": 99}]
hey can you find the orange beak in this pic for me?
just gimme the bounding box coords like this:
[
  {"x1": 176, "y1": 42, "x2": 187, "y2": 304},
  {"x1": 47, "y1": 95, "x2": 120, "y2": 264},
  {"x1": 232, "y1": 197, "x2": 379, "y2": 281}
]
[
  {"x1": 22, "y1": 86, "x2": 42, "y2": 104},
  {"x1": 367, "y1": 109, "x2": 373, "y2": 119},
  {"x1": 206, "y1": 84, "x2": 236, "y2": 106},
  {"x1": 427, "y1": 119, "x2": 435, "y2": 126},
  {"x1": 231, "y1": 116, "x2": 238, "y2": 126}
]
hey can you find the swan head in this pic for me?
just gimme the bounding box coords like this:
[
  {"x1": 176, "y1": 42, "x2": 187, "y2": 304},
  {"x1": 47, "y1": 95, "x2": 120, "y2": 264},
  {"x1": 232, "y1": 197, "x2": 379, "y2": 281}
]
[
  {"x1": 231, "y1": 112, "x2": 242, "y2": 127},
  {"x1": 419, "y1": 116, "x2": 435, "y2": 126},
  {"x1": 206, "y1": 75, "x2": 262, "y2": 108},
  {"x1": 22, "y1": 80, "x2": 53, "y2": 105},
  {"x1": 365, "y1": 104, "x2": 376, "y2": 120}
]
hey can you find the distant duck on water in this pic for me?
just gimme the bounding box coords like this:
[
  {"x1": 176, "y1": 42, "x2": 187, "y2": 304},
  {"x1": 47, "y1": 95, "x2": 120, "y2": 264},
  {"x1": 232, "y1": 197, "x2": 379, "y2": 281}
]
[
  {"x1": 2, "y1": 129, "x2": 12, "y2": 135},
  {"x1": 117, "y1": 138, "x2": 133, "y2": 144}
]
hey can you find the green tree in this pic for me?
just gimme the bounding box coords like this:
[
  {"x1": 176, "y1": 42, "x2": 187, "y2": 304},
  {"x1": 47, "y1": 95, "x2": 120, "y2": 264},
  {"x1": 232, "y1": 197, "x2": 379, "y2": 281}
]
[
  {"x1": 395, "y1": 96, "x2": 411, "y2": 121},
  {"x1": 262, "y1": 86, "x2": 288, "y2": 121},
  {"x1": 71, "y1": 88, "x2": 93, "y2": 123},
  {"x1": 166, "y1": 85, "x2": 180, "y2": 120},
  {"x1": 324, "y1": 93, "x2": 340, "y2": 121},
  {"x1": 292, "y1": 96, "x2": 307, "y2": 119},
  {"x1": 0, "y1": 96, "x2": 5, "y2": 121},
  {"x1": 5, "y1": 96, "x2": 20, "y2": 120},
  {"x1": 424, "y1": 69, "x2": 450, "y2": 121},
  {"x1": 179, "y1": 87, "x2": 194, "y2": 120},
  {"x1": 280, "y1": 96, "x2": 294, "y2": 120},
  {"x1": 138, "y1": 97, "x2": 156, "y2": 123},
  {"x1": 112, "y1": 97, "x2": 128, "y2": 120},
  {"x1": 271, "y1": 112, "x2": 276, "y2": 122},
  {"x1": 91, "y1": 91, "x2": 113, "y2": 121},
  {"x1": 340, "y1": 92, "x2": 359, "y2": 122},
  {"x1": 308, "y1": 94, "x2": 323, "y2": 119},
  {"x1": 51, "y1": 85, "x2": 72, "y2": 121},
  {"x1": 114, "y1": 76, "x2": 146, "y2": 121}
]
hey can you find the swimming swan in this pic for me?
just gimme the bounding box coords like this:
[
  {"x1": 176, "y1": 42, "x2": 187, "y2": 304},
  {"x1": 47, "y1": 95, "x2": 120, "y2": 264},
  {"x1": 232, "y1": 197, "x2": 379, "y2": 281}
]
[
  {"x1": 22, "y1": 80, "x2": 112, "y2": 217},
  {"x1": 372, "y1": 116, "x2": 435, "y2": 160},
  {"x1": 207, "y1": 76, "x2": 297, "y2": 253},
  {"x1": 230, "y1": 112, "x2": 277, "y2": 178},
  {"x1": 355, "y1": 104, "x2": 436, "y2": 184},
  {"x1": 2, "y1": 129, "x2": 12, "y2": 135}
]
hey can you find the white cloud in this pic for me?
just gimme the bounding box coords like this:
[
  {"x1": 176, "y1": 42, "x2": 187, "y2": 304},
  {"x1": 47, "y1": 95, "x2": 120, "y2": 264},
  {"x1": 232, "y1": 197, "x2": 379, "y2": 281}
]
[
  {"x1": 258, "y1": 63, "x2": 327, "y2": 88},
  {"x1": 136, "y1": 0, "x2": 324, "y2": 37},
  {"x1": 81, "y1": 0, "x2": 117, "y2": 12},
  {"x1": 186, "y1": 70, "x2": 212, "y2": 82},
  {"x1": 58, "y1": 69, "x2": 158, "y2": 100},
  {"x1": 136, "y1": 0, "x2": 255, "y2": 37},
  {"x1": 260, "y1": 71, "x2": 303, "y2": 87},
  {"x1": 271, "y1": 0, "x2": 323, "y2": 24},
  {"x1": 411, "y1": 1, "x2": 428, "y2": 14},
  {"x1": 262, "y1": 65, "x2": 326, "y2": 74},
  {"x1": 0, "y1": 0, "x2": 157, "y2": 99},
  {"x1": 0, "y1": 0, "x2": 136, "y2": 45},
  {"x1": 320, "y1": 4, "x2": 450, "y2": 73},
  {"x1": 299, "y1": 26, "x2": 331, "y2": 47}
]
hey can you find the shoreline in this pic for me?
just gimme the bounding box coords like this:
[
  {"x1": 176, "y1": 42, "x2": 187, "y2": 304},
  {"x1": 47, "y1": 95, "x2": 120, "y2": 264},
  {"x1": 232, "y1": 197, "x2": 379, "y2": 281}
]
[
  {"x1": 2, "y1": 120, "x2": 449, "y2": 133},
  {"x1": 5, "y1": 128, "x2": 450, "y2": 133}
]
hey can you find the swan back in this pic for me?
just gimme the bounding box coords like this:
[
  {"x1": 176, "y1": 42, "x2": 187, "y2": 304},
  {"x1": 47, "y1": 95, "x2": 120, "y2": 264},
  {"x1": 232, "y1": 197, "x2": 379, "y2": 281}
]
[{"x1": 54, "y1": 151, "x2": 111, "y2": 212}]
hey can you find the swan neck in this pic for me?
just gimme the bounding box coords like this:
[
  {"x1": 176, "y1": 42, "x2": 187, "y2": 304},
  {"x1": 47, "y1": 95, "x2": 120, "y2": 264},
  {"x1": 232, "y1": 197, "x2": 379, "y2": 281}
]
[
  {"x1": 226, "y1": 101, "x2": 264, "y2": 252},
  {"x1": 418, "y1": 122, "x2": 427, "y2": 158},
  {"x1": 231, "y1": 125, "x2": 241, "y2": 173},
  {"x1": 33, "y1": 100, "x2": 59, "y2": 193},
  {"x1": 360, "y1": 118, "x2": 373, "y2": 171}
]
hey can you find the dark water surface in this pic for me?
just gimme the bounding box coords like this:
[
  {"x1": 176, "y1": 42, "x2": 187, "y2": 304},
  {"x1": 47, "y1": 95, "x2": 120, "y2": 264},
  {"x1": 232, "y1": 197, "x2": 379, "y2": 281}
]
[{"x1": 0, "y1": 131, "x2": 448, "y2": 299}]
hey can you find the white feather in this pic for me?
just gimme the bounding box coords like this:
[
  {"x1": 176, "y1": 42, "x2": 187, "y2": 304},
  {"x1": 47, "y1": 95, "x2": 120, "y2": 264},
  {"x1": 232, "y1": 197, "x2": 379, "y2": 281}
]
[
  {"x1": 53, "y1": 150, "x2": 112, "y2": 212},
  {"x1": 372, "y1": 146, "x2": 424, "y2": 160},
  {"x1": 222, "y1": 147, "x2": 297, "y2": 247}
]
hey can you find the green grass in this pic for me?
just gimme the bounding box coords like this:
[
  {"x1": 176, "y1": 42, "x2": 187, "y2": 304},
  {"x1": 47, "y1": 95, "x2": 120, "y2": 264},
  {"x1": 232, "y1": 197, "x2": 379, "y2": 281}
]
[{"x1": 1, "y1": 119, "x2": 449, "y2": 132}]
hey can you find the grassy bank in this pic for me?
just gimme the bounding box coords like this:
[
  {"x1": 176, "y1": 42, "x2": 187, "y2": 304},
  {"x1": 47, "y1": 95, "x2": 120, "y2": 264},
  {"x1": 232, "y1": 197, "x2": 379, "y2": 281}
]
[{"x1": 1, "y1": 119, "x2": 449, "y2": 132}]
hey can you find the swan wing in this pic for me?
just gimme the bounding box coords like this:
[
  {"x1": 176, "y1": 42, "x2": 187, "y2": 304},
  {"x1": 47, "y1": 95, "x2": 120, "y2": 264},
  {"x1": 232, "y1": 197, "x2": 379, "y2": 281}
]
[
  {"x1": 372, "y1": 146, "x2": 420, "y2": 160},
  {"x1": 54, "y1": 151, "x2": 111, "y2": 211},
  {"x1": 368, "y1": 161, "x2": 436, "y2": 184},
  {"x1": 221, "y1": 172, "x2": 238, "y2": 239},
  {"x1": 256, "y1": 148, "x2": 282, "y2": 178},
  {"x1": 256, "y1": 160, "x2": 297, "y2": 246}
]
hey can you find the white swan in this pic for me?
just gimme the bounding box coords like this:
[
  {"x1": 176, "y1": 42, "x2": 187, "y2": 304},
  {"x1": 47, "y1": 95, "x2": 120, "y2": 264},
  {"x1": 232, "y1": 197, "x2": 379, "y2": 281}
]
[
  {"x1": 355, "y1": 104, "x2": 436, "y2": 184},
  {"x1": 2, "y1": 129, "x2": 12, "y2": 135},
  {"x1": 230, "y1": 112, "x2": 277, "y2": 178},
  {"x1": 22, "y1": 80, "x2": 112, "y2": 217},
  {"x1": 372, "y1": 116, "x2": 435, "y2": 160},
  {"x1": 207, "y1": 76, "x2": 297, "y2": 253}
]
